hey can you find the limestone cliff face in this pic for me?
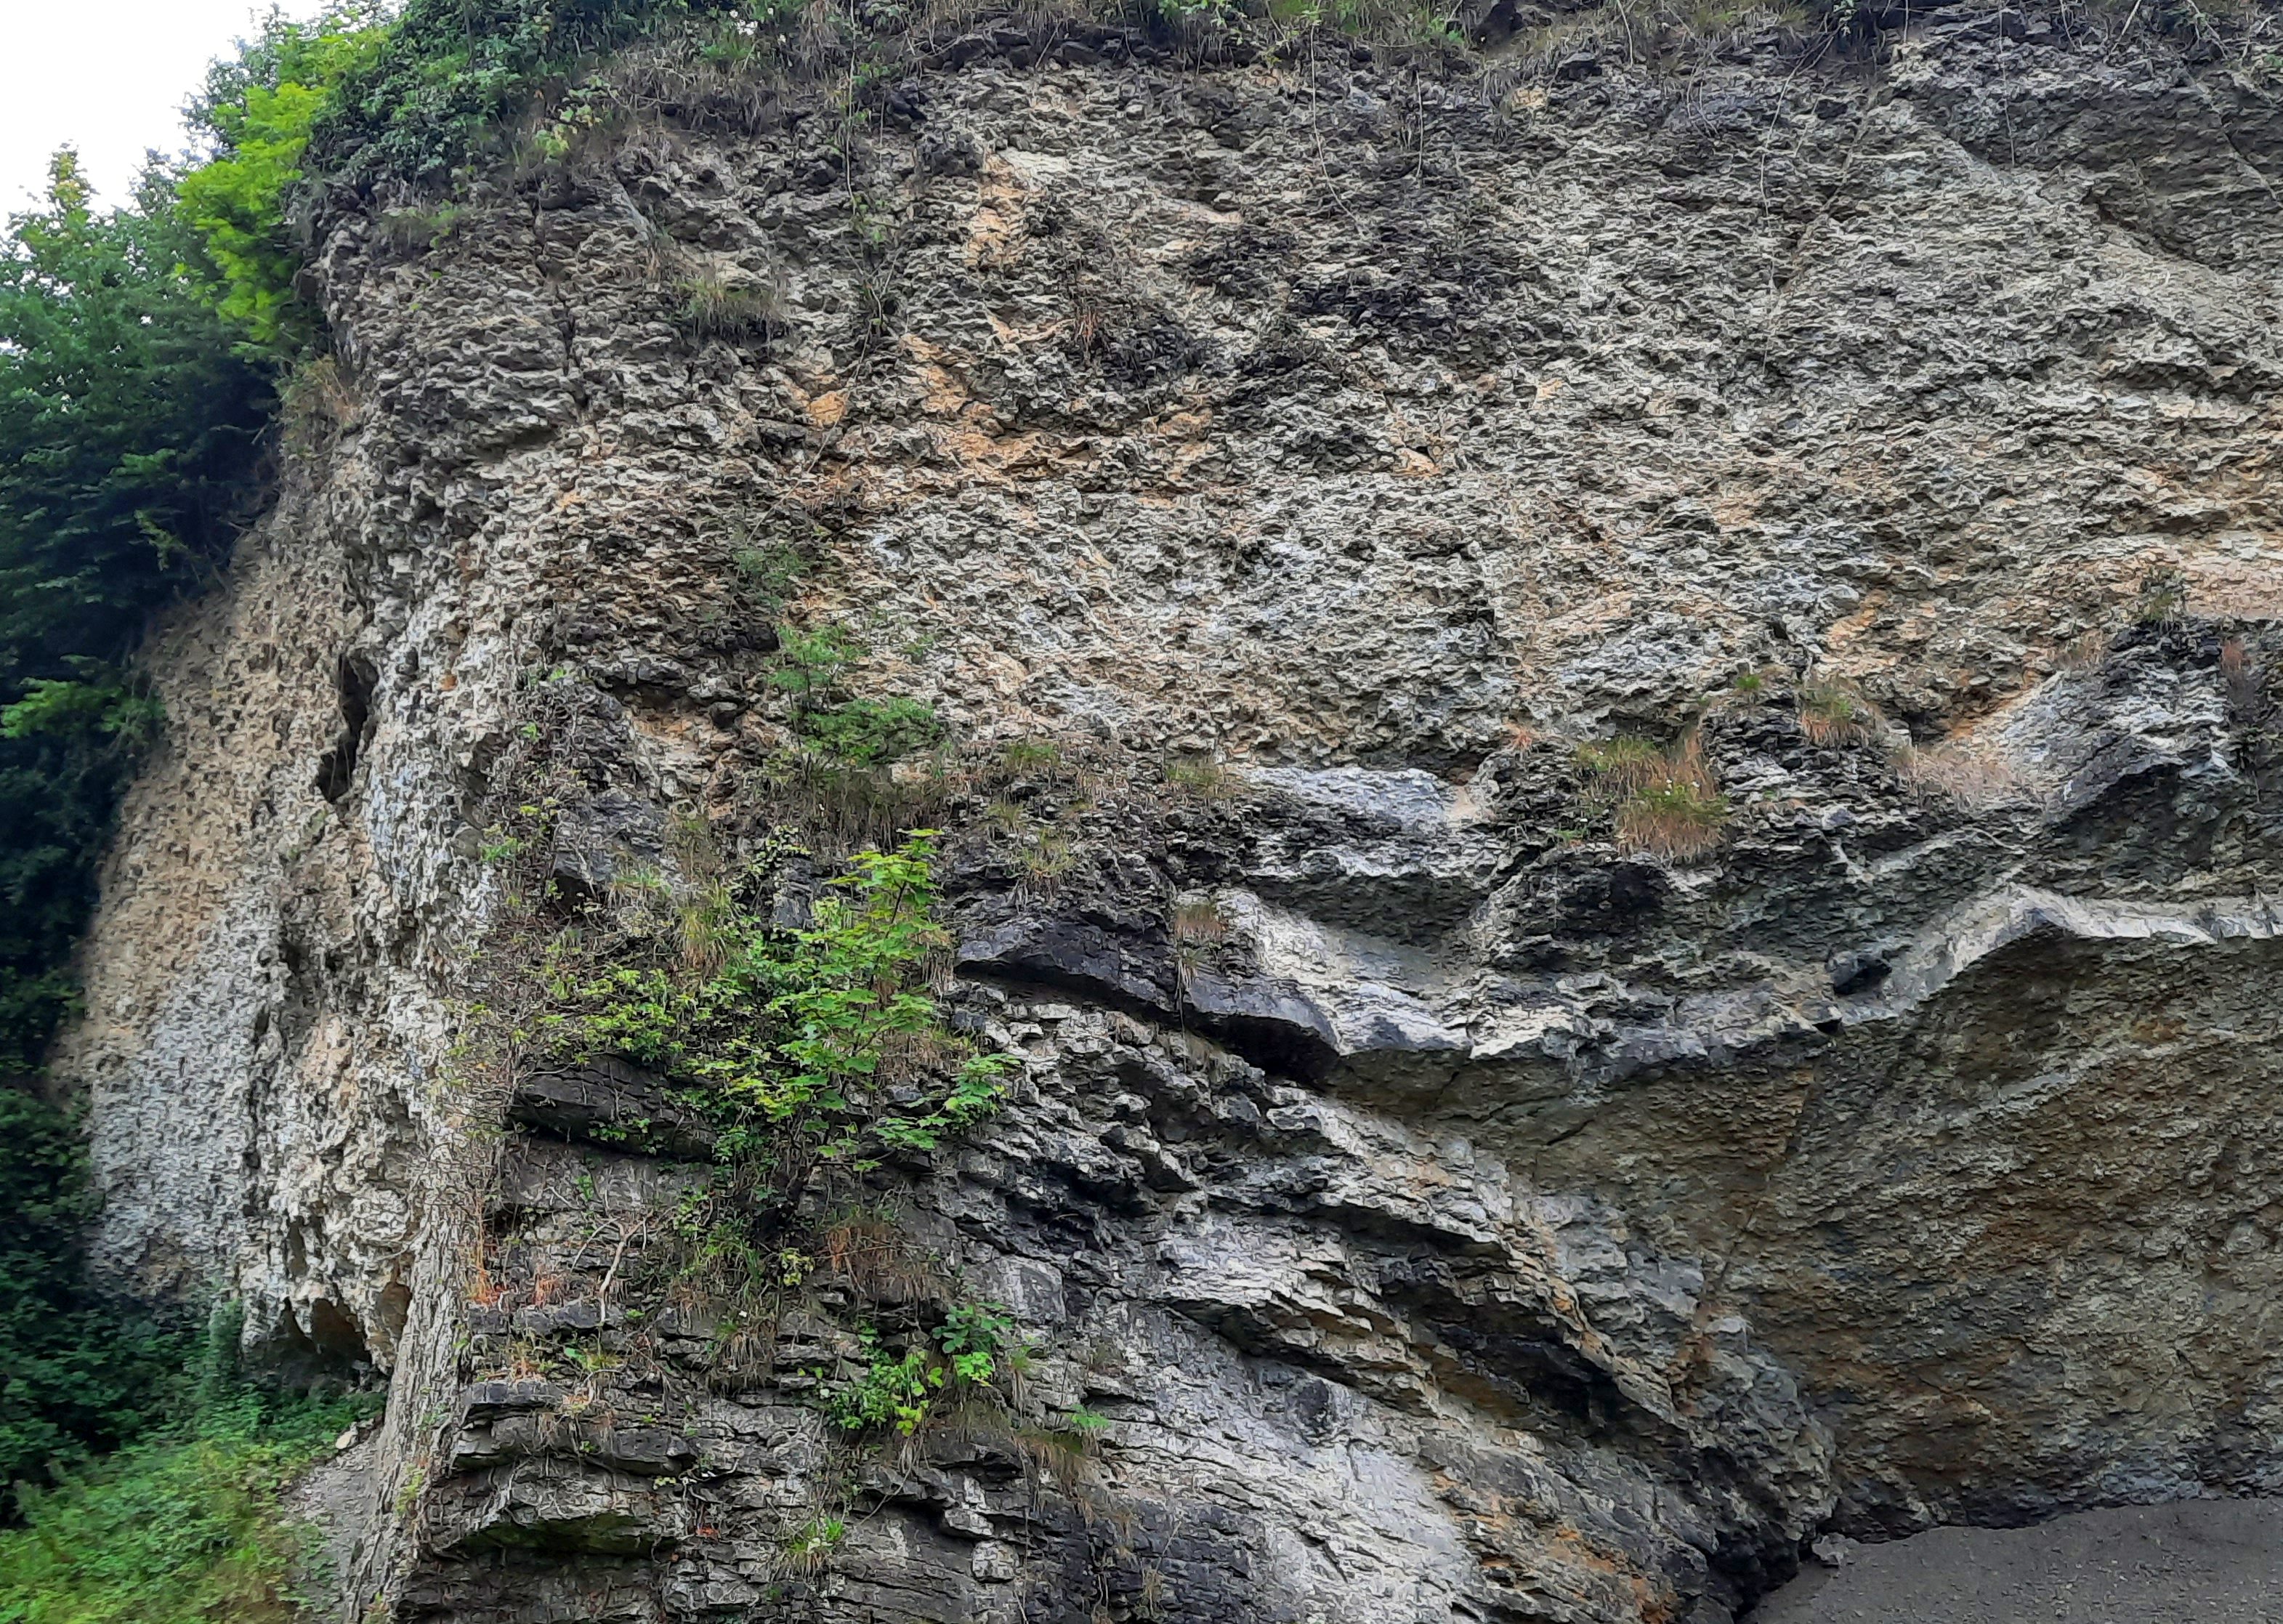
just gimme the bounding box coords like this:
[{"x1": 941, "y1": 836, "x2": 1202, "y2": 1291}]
[{"x1": 55, "y1": 13, "x2": 2283, "y2": 1623}]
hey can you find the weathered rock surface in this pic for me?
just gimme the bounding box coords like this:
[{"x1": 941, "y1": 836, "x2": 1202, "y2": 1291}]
[{"x1": 50, "y1": 9, "x2": 2283, "y2": 1623}]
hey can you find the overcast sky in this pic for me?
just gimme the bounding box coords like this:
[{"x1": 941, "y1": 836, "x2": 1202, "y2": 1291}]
[{"x1": 0, "y1": 0, "x2": 333, "y2": 214}]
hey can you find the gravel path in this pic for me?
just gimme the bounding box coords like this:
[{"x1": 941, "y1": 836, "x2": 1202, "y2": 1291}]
[{"x1": 1750, "y1": 1501, "x2": 2283, "y2": 1623}]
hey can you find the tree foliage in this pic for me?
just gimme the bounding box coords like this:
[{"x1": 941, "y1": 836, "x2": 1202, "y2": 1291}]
[
  {"x1": 174, "y1": 8, "x2": 389, "y2": 347},
  {"x1": 0, "y1": 154, "x2": 271, "y2": 1073},
  {"x1": 0, "y1": 1319, "x2": 370, "y2": 1621},
  {"x1": 0, "y1": 1090, "x2": 190, "y2": 1516},
  {"x1": 0, "y1": 58, "x2": 282, "y2": 1517}
]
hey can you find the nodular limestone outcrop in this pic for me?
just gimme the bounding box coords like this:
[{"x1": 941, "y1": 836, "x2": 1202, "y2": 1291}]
[{"x1": 53, "y1": 12, "x2": 2283, "y2": 1621}]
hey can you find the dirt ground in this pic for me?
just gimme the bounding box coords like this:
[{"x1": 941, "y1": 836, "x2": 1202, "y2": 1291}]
[{"x1": 1750, "y1": 1501, "x2": 2283, "y2": 1623}]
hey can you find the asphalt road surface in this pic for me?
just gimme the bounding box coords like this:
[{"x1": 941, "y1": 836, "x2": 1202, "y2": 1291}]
[{"x1": 1750, "y1": 1500, "x2": 2283, "y2": 1623}]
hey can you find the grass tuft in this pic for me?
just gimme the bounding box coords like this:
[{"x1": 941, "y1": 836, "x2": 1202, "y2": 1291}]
[
  {"x1": 671, "y1": 272, "x2": 788, "y2": 344},
  {"x1": 2133, "y1": 563, "x2": 2189, "y2": 626},
  {"x1": 1171, "y1": 898, "x2": 1229, "y2": 943},
  {"x1": 1795, "y1": 679, "x2": 1880, "y2": 747},
  {"x1": 1163, "y1": 755, "x2": 1233, "y2": 797},
  {"x1": 1577, "y1": 733, "x2": 1730, "y2": 861},
  {"x1": 1894, "y1": 741, "x2": 2022, "y2": 810}
]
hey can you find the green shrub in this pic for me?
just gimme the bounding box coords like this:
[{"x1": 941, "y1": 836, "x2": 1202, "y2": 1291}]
[
  {"x1": 825, "y1": 1301, "x2": 1019, "y2": 1437},
  {"x1": 728, "y1": 541, "x2": 807, "y2": 612},
  {"x1": 0, "y1": 148, "x2": 273, "y2": 1067},
  {"x1": 767, "y1": 623, "x2": 860, "y2": 715},
  {"x1": 371, "y1": 203, "x2": 464, "y2": 256},
  {"x1": 1, "y1": 680, "x2": 164, "y2": 754},
  {"x1": 799, "y1": 696, "x2": 942, "y2": 767},
  {"x1": 0, "y1": 1384, "x2": 368, "y2": 1622},
  {"x1": 547, "y1": 833, "x2": 1012, "y2": 1219},
  {"x1": 310, "y1": 0, "x2": 748, "y2": 185},
  {"x1": 766, "y1": 625, "x2": 940, "y2": 767},
  {"x1": 778, "y1": 1511, "x2": 846, "y2": 1572}
]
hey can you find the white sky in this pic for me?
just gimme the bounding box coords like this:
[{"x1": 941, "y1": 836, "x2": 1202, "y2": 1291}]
[{"x1": 0, "y1": 0, "x2": 332, "y2": 214}]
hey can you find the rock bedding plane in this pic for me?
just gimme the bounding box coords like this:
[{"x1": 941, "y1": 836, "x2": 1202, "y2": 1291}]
[{"x1": 51, "y1": 9, "x2": 2283, "y2": 1622}]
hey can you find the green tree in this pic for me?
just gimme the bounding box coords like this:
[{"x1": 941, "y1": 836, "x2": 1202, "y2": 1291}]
[
  {"x1": 0, "y1": 1089, "x2": 188, "y2": 1514},
  {"x1": 175, "y1": 6, "x2": 389, "y2": 347},
  {"x1": 0, "y1": 1312, "x2": 370, "y2": 1618},
  {"x1": 0, "y1": 152, "x2": 272, "y2": 1514},
  {"x1": 0, "y1": 152, "x2": 271, "y2": 1070}
]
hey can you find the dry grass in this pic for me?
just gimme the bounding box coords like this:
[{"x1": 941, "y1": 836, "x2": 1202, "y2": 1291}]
[
  {"x1": 1577, "y1": 733, "x2": 1731, "y2": 861},
  {"x1": 2054, "y1": 631, "x2": 2110, "y2": 673},
  {"x1": 1894, "y1": 741, "x2": 2023, "y2": 811},
  {"x1": 279, "y1": 355, "x2": 359, "y2": 451},
  {"x1": 757, "y1": 748, "x2": 961, "y2": 858},
  {"x1": 1572, "y1": 734, "x2": 1668, "y2": 798},
  {"x1": 373, "y1": 202, "x2": 464, "y2": 255},
  {"x1": 984, "y1": 795, "x2": 1030, "y2": 836},
  {"x1": 817, "y1": 1208, "x2": 949, "y2": 1304},
  {"x1": 998, "y1": 736, "x2": 1067, "y2": 779},
  {"x1": 1795, "y1": 679, "x2": 1880, "y2": 747},
  {"x1": 1489, "y1": 0, "x2": 1822, "y2": 84},
  {"x1": 1019, "y1": 827, "x2": 1077, "y2": 889},
  {"x1": 1020, "y1": 1423, "x2": 1103, "y2": 1494},
  {"x1": 1163, "y1": 754, "x2": 1235, "y2": 797},
  {"x1": 2220, "y1": 637, "x2": 2263, "y2": 715},
  {"x1": 1613, "y1": 778, "x2": 1729, "y2": 861},
  {"x1": 1171, "y1": 897, "x2": 1229, "y2": 943},
  {"x1": 671, "y1": 271, "x2": 790, "y2": 344}
]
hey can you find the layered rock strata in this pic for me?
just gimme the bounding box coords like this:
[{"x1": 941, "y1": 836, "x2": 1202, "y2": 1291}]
[{"x1": 55, "y1": 12, "x2": 2283, "y2": 1622}]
